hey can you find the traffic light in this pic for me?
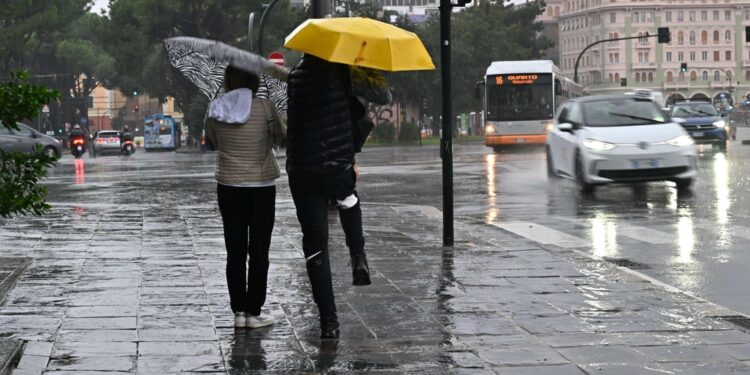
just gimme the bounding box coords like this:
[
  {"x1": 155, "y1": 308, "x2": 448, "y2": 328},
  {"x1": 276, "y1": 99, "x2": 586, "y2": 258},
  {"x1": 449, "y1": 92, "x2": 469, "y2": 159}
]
[
  {"x1": 132, "y1": 88, "x2": 140, "y2": 96},
  {"x1": 657, "y1": 27, "x2": 670, "y2": 44},
  {"x1": 620, "y1": 77, "x2": 627, "y2": 87},
  {"x1": 746, "y1": 26, "x2": 750, "y2": 42},
  {"x1": 680, "y1": 63, "x2": 688, "y2": 73}
]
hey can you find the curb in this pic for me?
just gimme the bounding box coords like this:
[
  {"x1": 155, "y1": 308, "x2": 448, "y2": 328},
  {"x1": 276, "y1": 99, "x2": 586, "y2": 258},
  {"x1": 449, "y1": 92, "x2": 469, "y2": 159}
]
[
  {"x1": 0, "y1": 258, "x2": 31, "y2": 305},
  {"x1": 0, "y1": 339, "x2": 24, "y2": 375}
]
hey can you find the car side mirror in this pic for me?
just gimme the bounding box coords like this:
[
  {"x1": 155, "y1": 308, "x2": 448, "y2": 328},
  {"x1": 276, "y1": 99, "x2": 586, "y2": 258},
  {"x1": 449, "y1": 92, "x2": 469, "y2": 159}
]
[
  {"x1": 31, "y1": 132, "x2": 37, "y2": 138},
  {"x1": 558, "y1": 122, "x2": 574, "y2": 132}
]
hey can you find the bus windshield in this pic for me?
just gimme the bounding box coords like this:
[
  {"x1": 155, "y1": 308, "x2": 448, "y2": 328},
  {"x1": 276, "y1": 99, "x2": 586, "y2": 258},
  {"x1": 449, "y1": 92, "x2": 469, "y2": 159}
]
[{"x1": 486, "y1": 73, "x2": 553, "y2": 122}]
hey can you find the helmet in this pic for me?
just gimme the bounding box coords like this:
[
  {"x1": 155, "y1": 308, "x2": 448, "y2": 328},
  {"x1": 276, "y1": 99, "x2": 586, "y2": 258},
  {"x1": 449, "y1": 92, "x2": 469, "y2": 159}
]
[
  {"x1": 73, "y1": 124, "x2": 81, "y2": 129},
  {"x1": 123, "y1": 125, "x2": 129, "y2": 131}
]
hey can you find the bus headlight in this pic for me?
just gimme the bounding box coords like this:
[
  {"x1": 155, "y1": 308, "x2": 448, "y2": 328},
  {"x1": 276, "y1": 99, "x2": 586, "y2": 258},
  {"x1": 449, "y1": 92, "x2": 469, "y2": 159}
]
[
  {"x1": 544, "y1": 122, "x2": 554, "y2": 133},
  {"x1": 713, "y1": 120, "x2": 726, "y2": 128},
  {"x1": 485, "y1": 124, "x2": 495, "y2": 134},
  {"x1": 582, "y1": 138, "x2": 615, "y2": 151}
]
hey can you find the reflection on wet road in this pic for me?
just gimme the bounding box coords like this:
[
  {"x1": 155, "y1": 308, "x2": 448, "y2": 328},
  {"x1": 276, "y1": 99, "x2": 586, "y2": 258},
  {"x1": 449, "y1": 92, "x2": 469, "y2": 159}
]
[{"x1": 354, "y1": 128, "x2": 750, "y2": 315}]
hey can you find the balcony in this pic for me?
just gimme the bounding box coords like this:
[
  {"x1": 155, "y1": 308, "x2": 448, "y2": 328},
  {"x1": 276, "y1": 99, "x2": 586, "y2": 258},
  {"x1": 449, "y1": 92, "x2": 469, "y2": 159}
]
[
  {"x1": 663, "y1": 81, "x2": 690, "y2": 90},
  {"x1": 743, "y1": 60, "x2": 750, "y2": 67},
  {"x1": 633, "y1": 62, "x2": 656, "y2": 69},
  {"x1": 709, "y1": 81, "x2": 733, "y2": 89}
]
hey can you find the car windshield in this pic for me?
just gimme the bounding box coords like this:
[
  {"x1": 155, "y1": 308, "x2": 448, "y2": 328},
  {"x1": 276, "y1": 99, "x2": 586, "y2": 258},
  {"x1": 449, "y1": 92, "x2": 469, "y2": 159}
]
[
  {"x1": 582, "y1": 98, "x2": 667, "y2": 127},
  {"x1": 485, "y1": 73, "x2": 554, "y2": 121},
  {"x1": 670, "y1": 103, "x2": 718, "y2": 118}
]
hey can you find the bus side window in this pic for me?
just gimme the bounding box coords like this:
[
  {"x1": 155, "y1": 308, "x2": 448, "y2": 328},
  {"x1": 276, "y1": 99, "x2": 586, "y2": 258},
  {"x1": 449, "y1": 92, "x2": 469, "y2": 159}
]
[{"x1": 554, "y1": 79, "x2": 562, "y2": 96}]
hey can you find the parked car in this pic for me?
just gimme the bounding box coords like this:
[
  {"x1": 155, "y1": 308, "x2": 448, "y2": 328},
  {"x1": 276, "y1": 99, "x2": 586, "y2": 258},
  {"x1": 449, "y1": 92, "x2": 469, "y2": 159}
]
[
  {"x1": 546, "y1": 95, "x2": 698, "y2": 193},
  {"x1": 669, "y1": 101, "x2": 731, "y2": 151},
  {"x1": 92, "y1": 130, "x2": 122, "y2": 157},
  {"x1": 0, "y1": 122, "x2": 62, "y2": 158}
]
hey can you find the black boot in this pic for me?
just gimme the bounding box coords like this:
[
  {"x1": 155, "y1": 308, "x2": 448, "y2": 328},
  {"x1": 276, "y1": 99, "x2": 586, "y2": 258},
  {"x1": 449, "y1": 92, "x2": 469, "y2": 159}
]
[
  {"x1": 320, "y1": 314, "x2": 340, "y2": 339},
  {"x1": 351, "y1": 254, "x2": 371, "y2": 286}
]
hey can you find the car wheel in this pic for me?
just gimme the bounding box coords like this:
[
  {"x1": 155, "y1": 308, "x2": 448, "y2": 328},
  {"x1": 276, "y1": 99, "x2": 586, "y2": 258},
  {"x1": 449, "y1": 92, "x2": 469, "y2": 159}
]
[
  {"x1": 43, "y1": 146, "x2": 58, "y2": 159},
  {"x1": 675, "y1": 178, "x2": 693, "y2": 192},
  {"x1": 575, "y1": 153, "x2": 594, "y2": 194},
  {"x1": 717, "y1": 141, "x2": 728, "y2": 152},
  {"x1": 546, "y1": 147, "x2": 557, "y2": 179}
]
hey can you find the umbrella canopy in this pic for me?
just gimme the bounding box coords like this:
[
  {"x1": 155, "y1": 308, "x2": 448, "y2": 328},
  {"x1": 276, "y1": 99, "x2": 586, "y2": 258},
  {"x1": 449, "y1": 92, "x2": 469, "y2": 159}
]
[
  {"x1": 284, "y1": 17, "x2": 435, "y2": 72},
  {"x1": 163, "y1": 37, "x2": 289, "y2": 111}
]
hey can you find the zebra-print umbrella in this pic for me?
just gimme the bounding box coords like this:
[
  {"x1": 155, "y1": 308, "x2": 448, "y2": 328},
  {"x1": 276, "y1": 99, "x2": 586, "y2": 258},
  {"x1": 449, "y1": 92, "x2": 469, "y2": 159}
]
[{"x1": 163, "y1": 36, "x2": 289, "y2": 112}]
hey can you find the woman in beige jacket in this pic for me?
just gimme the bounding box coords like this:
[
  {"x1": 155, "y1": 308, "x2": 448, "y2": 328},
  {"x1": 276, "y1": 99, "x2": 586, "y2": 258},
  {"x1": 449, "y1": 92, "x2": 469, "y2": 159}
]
[{"x1": 205, "y1": 66, "x2": 286, "y2": 329}]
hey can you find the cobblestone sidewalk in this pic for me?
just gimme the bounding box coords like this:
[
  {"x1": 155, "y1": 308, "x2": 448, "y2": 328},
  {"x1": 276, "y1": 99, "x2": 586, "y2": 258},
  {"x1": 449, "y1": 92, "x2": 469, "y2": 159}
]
[{"x1": 2, "y1": 201, "x2": 750, "y2": 374}]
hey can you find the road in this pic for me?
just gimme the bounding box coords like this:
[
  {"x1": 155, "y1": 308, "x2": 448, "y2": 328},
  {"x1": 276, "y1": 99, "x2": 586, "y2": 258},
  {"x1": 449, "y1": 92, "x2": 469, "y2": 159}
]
[{"x1": 46, "y1": 129, "x2": 750, "y2": 317}]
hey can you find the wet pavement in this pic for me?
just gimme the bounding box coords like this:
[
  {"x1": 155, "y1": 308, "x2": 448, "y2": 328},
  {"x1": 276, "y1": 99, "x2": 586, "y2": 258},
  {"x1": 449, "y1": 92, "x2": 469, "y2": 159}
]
[{"x1": 2, "y1": 138, "x2": 750, "y2": 373}]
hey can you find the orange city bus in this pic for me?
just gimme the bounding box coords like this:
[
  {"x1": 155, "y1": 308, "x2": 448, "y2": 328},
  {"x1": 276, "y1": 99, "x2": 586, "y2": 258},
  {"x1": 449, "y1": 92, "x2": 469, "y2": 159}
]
[{"x1": 480, "y1": 60, "x2": 582, "y2": 152}]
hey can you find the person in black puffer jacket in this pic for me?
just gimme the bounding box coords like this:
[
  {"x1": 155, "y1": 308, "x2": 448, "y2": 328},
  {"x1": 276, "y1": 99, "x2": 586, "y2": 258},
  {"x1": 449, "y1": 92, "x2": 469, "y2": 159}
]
[{"x1": 286, "y1": 54, "x2": 379, "y2": 340}]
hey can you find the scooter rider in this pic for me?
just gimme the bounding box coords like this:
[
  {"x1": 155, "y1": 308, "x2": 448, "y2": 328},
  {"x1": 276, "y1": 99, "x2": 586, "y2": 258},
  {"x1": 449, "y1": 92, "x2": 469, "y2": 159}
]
[
  {"x1": 69, "y1": 124, "x2": 86, "y2": 145},
  {"x1": 120, "y1": 125, "x2": 134, "y2": 144}
]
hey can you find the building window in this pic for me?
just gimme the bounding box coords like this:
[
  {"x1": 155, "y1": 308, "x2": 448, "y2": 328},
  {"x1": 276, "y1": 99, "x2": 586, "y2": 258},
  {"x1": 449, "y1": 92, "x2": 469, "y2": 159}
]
[
  {"x1": 614, "y1": 73, "x2": 620, "y2": 82},
  {"x1": 678, "y1": 31, "x2": 684, "y2": 45},
  {"x1": 725, "y1": 30, "x2": 732, "y2": 42},
  {"x1": 715, "y1": 71, "x2": 721, "y2": 81},
  {"x1": 701, "y1": 11, "x2": 707, "y2": 21},
  {"x1": 678, "y1": 11, "x2": 684, "y2": 22},
  {"x1": 702, "y1": 51, "x2": 708, "y2": 61},
  {"x1": 609, "y1": 73, "x2": 613, "y2": 82},
  {"x1": 702, "y1": 30, "x2": 708, "y2": 44},
  {"x1": 648, "y1": 72, "x2": 653, "y2": 82},
  {"x1": 726, "y1": 51, "x2": 732, "y2": 60},
  {"x1": 689, "y1": 31, "x2": 696, "y2": 44},
  {"x1": 609, "y1": 53, "x2": 613, "y2": 63},
  {"x1": 633, "y1": 12, "x2": 640, "y2": 23},
  {"x1": 690, "y1": 52, "x2": 696, "y2": 61},
  {"x1": 667, "y1": 71, "x2": 674, "y2": 82},
  {"x1": 679, "y1": 72, "x2": 685, "y2": 81},
  {"x1": 714, "y1": 30, "x2": 720, "y2": 43},
  {"x1": 678, "y1": 52, "x2": 684, "y2": 61},
  {"x1": 690, "y1": 71, "x2": 697, "y2": 81},
  {"x1": 614, "y1": 53, "x2": 619, "y2": 63},
  {"x1": 610, "y1": 12, "x2": 616, "y2": 23},
  {"x1": 635, "y1": 72, "x2": 641, "y2": 83},
  {"x1": 714, "y1": 10, "x2": 720, "y2": 21},
  {"x1": 666, "y1": 11, "x2": 672, "y2": 22},
  {"x1": 746, "y1": 71, "x2": 750, "y2": 81},
  {"x1": 703, "y1": 71, "x2": 709, "y2": 81},
  {"x1": 725, "y1": 10, "x2": 732, "y2": 21},
  {"x1": 666, "y1": 52, "x2": 672, "y2": 61},
  {"x1": 714, "y1": 51, "x2": 720, "y2": 61},
  {"x1": 689, "y1": 11, "x2": 695, "y2": 22}
]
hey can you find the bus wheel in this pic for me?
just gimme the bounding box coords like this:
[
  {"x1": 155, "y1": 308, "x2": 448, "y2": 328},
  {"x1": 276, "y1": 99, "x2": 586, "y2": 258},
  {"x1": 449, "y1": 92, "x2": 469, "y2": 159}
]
[{"x1": 492, "y1": 146, "x2": 503, "y2": 153}]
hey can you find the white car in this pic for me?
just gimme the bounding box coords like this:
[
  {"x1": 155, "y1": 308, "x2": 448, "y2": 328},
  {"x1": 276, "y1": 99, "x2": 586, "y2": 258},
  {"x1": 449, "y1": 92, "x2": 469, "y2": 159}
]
[{"x1": 546, "y1": 95, "x2": 698, "y2": 193}]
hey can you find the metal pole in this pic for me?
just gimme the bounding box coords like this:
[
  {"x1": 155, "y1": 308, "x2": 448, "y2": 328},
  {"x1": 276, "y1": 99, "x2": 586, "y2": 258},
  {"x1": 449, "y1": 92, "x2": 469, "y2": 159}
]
[
  {"x1": 440, "y1": 0, "x2": 454, "y2": 246},
  {"x1": 312, "y1": 0, "x2": 331, "y2": 18},
  {"x1": 574, "y1": 34, "x2": 652, "y2": 83},
  {"x1": 248, "y1": 13, "x2": 255, "y2": 52},
  {"x1": 258, "y1": 0, "x2": 281, "y2": 55}
]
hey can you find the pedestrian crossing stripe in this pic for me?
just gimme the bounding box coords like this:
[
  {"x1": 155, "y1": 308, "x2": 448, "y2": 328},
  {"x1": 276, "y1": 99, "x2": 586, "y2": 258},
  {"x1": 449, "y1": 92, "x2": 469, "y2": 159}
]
[{"x1": 491, "y1": 222, "x2": 589, "y2": 248}]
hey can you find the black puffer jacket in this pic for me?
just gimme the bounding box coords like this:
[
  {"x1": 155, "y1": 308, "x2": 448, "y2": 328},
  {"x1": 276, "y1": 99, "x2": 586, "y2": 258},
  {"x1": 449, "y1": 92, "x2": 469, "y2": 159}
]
[{"x1": 286, "y1": 55, "x2": 354, "y2": 177}]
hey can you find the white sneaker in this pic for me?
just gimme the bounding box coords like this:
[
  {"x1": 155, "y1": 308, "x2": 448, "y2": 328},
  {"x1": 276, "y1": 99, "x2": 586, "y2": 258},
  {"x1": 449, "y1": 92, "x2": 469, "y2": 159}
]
[
  {"x1": 234, "y1": 312, "x2": 247, "y2": 328},
  {"x1": 246, "y1": 313, "x2": 273, "y2": 328}
]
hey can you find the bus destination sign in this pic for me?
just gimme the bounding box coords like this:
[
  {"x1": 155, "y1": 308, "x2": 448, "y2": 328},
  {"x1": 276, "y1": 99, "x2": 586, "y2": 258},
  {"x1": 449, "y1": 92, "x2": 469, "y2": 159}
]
[{"x1": 493, "y1": 73, "x2": 551, "y2": 86}]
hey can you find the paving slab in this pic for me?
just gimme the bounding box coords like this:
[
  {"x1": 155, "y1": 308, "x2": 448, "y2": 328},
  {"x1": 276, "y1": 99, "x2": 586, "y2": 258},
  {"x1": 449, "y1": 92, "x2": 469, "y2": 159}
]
[{"x1": 2, "y1": 202, "x2": 750, "y2": 374}]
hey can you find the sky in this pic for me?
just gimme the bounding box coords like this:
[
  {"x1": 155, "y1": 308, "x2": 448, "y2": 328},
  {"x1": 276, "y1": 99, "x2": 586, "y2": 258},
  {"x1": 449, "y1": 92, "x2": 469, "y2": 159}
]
[{"x1": 91, "y1": 0, "x2": 109, "y2": 15}]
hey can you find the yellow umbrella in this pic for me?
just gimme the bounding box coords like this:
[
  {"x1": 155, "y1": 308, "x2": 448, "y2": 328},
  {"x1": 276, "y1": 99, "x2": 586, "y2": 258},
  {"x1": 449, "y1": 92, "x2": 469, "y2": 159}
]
[{"x1": 284, "y1": 17, "x2": 435, "y2": 72}]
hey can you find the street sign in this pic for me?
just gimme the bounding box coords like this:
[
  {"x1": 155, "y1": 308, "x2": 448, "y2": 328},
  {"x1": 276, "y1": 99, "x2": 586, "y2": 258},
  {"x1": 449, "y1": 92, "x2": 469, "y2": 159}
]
[
  {"x1": 268, "y1": 52, "x2": 285, "y2": 66},
  {"x1": 42, "y1": 105, "x2": 49, "y2": 113}
]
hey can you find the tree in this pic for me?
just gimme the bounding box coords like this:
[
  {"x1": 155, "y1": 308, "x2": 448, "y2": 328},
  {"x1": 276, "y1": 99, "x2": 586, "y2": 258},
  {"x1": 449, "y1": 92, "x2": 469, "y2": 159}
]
[{"x1": 0, "y1": 71, "x2": 60, "y2": 218}]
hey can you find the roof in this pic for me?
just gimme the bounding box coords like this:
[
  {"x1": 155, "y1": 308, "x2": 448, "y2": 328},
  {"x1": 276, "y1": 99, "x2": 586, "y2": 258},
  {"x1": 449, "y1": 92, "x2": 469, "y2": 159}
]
[
  {"x1": 571, "y1": 94, "x2": 648, "y2": 103},
  {"x1": 485, "y1": 60, "x2": 558, "y2": 76}
]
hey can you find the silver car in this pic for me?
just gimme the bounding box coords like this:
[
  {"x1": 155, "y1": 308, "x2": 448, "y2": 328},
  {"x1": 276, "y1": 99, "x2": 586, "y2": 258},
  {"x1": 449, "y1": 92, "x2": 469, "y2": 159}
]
[
  {"x1": 92, "y1": 130, "x2": 122, "y2": 156},
  {"x1": 0, "y1": 122, "x2": 62, "y2": 158}
]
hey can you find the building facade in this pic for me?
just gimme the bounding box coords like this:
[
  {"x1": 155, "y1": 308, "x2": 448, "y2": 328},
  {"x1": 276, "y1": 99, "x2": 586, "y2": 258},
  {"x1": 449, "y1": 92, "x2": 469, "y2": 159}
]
[
  {"x1": 557, "y1": 0, "x2": 750, "y2": 105},
  {"x1": 540, "y1": 0, "x2": 563, "y2": 64}
]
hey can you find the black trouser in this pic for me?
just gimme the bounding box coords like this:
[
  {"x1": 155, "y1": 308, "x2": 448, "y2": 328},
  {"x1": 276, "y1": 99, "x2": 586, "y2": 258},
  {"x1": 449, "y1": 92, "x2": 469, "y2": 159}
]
[
  {"x1": 217, "y1": 184, "x2": 276, "y2": 316},
  {"x1": 289, "y1": 167, "x2": 365, "y2": 328}
]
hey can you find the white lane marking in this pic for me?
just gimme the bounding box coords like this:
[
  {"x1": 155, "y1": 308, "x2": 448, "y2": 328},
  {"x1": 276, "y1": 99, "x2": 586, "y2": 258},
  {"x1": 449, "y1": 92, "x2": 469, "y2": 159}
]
[
  {"x1": 556, "y1": 216, "x2": 673, "y2": 244},
  {"x1": 492, "y1": 221, "x2": 589, "y2": 248}
]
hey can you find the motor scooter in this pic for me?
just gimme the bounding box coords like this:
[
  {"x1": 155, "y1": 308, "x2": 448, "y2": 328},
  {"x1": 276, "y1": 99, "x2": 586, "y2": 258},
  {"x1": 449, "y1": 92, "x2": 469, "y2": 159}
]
[
  {"x1": 121, "y1": 140, "x2": 136, "y2": 156},
  {"x1": 70, "y1": 137, "x2": 86, "y2": 158}
]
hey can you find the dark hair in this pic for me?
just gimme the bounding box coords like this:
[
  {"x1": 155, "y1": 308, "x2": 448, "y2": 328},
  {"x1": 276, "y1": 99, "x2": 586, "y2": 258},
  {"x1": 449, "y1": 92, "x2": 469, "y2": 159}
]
[{"x1": 224, "y1": 65, "x2": 260, "y2": 92}]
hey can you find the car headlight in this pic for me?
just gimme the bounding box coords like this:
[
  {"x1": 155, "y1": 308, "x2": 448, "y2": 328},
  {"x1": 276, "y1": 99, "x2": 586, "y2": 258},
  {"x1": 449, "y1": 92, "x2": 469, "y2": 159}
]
[
  {"x1": 667, "y1": 135, "x2": 695, "y2": 146},
  {"x1": 485, "y1": 125, "x2": 495, "y2": 134},
  {"x1": 582, "y1": 139, "x2": 615, "y2": 151},
  {"x1": 713, "y1": 120, "x2": 726, "y2": 128}
]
